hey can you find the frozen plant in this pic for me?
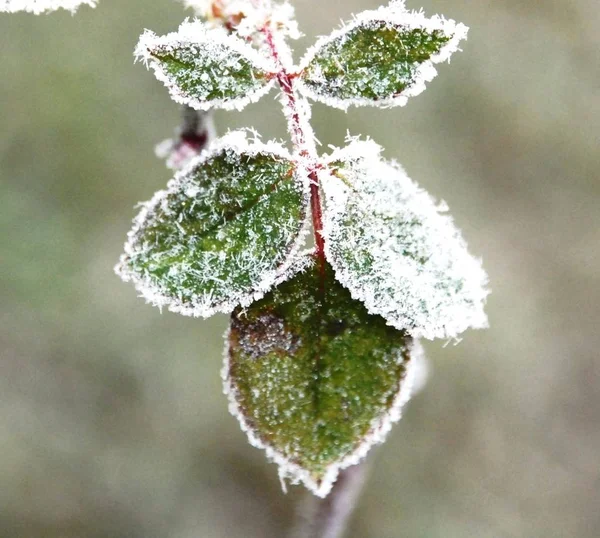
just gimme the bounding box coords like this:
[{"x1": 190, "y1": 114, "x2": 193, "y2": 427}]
[
  {"x1": 112, "y1": 0, "x2": 489, "y2": 499},
  {"x1": 6, "y1": 0, "x2": 489, "y2": 500},
  {"x1": 4, "y1": 0, "x2": 489, "y2": 528}
]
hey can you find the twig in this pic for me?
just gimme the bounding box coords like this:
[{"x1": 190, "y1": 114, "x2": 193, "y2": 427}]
[{"x1": 289, "y1": 463, "x2": 370, "y2": 538}]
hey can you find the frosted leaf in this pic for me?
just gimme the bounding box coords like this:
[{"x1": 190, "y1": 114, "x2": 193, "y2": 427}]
[
  {"x1": 115, "y1": 131, "x2": 310, "y2": 318},
  {"x1": 297, "y1": 1, "x2": 468, "y2": 109},
  {"x1": 135, "y1": 20, "x2": 277, "y2": 111},
  {"x1": 224, "y1": 256, "x2": 419, "y2": 497},
  {"x1": 0, "y1": 0, "x2": 95, "y2": 13},
  {"x1": 320, "y1": 138, "x2": 489, "y2": 340}
]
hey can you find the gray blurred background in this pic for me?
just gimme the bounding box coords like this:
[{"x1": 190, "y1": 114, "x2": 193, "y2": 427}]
[{"x1": 1, "y1": 0, "x2": 599, "y2": 536}]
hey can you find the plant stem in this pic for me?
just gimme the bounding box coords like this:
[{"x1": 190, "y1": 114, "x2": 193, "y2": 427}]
[
  {"x1": 309, "y1": 173, "x2": 326, "y2": 269},
  {"x1": 262, "y1": 25, "x2": 325, "y2": 268},
  {"x1": 289, "y1": 463, "x2": 370, "y2": 538},
  {"x1": 262, "y1": 21, "x2": 368, "y2": 537}
]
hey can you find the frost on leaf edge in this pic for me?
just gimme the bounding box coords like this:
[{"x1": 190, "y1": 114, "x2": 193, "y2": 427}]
[
  {"x1": 0, "y1": 0, "x2": 96, "y2": 13},
  {"x1": 296, "y1": 2, "x2": 468, "y2": 110},
  {"x1": 222, "y1": 253, "x2": 421, "y2": 498},
  {"x1": 134, "y1": 19, "x2": 278, "y2": 112},
  {"x1": 320, "y1": 138, "x2": 489, "y2": 340},
  {"x1": 115, "y1": 130, "x2": 311, "y2": 319}
]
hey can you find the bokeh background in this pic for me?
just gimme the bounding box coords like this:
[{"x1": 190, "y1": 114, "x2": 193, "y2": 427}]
[{"x1": 1, "y1": 0, "x2": 599, "y2": 536}]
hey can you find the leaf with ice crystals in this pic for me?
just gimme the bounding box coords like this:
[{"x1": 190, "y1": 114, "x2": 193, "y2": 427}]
[
  {"x1": 115, "y1": 131, "x2": 310, "y2": 318},
  {"x1": 225, "y1": 256, "x2": 419, "y2": 497},
  {"x1": 320, "y1": 139, "x2": 489, "y2": 340},
  {"x1": 0, "y1": 0, "x2": 95, "y2": 13},
  {"x1": 135, "y1": 20, "x2": 277, "y2": 111},
  {"x1": 297, "y1": 1, "x2": 468, "y2": 109}
]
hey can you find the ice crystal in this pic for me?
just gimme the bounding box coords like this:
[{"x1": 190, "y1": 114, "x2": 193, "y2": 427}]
[
  {"x1": 116, "y1": 130, "x2": 310, "y2": 318},
  {"x1": 298, "y1": 1, "x2": 468, "y2": 110},
  {"x1": 320, "y1": 138, "x2": 489, "y2": 340},
  {"x1": 269, "y1": 2, "x2": 301, "y2": 40},
  {"x1": 135, "y1": 20, "x2": 277, "y2": 111},
  {"x1": 0, "y1": 0, "x2": 95, "y2": 13},
  {"x1": 224, "y1": 256, "x2": 419, "y2": 497}
]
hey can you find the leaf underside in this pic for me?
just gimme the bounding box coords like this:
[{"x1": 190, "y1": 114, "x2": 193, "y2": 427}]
[
  {"x1": 118, "y1": 145, "x2": 307, "y2": 316},
  {"x1": 226, "y1": 258, "x2": 414, "y2": 495},
  {"x1": 322, "y1": 143, "x2": 488, "y2": 339},
  {"x1": 301, "y1": 20, "x2": 452, "y2": 105}
]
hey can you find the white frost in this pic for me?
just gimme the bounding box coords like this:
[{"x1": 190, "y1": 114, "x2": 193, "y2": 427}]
[
  {"x1": 179, "y1": 0, "x2": 301, "y2": 41},
  {"x1": 1, "y1": 0, "x2": 95, "y2": 13},
  {"x1": 115, "y1": 130, "x2": 311, "y2": 318},
  {"x1": 297, "y1": 0, "x2": 468, "y2": 110},
  {"x1": 135, "y1": 19, "x2": 277, "y2": 111},
  {"x1": 320, "y1": 138, "x2": 489, "y2": 340}
]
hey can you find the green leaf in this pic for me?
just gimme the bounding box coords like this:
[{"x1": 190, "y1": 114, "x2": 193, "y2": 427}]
[
  {"x1": 321, "y1": 138, "x2": 489, "y2": 340},
  {"x1": 298, "y1": 4, "x2": 468, "y2": 109},
  {"x1": 225, "y1": 256, "x2": 418, "y2": 497},
  {"x1": 135, "y1": 20, "x2": 276, "y2": 111},
  {"x1": 116, "y1": 132, "x2": 309, "y2": 317}
]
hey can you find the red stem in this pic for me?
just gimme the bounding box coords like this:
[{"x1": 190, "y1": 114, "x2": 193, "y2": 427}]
[
  {"x1": 262, "y1": 26, "x2": 326, "y2": 270},
  {"x1": 309, "y1": 173, "x2": 327, "y2": 276}
]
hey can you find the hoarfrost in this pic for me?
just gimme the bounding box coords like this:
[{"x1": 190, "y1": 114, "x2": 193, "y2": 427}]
[
  {"x1": 115, "y1": 130, "x2": 311, "y2": 318},
  {"x1": 320, "y1": 138, "x2": 489, "y2": 340},
  {"x1": 297, "y1": 0, "x2": 468, "y2": 110},
  {"x1": 277, "y1": 80, "x2": 318, "y2": 156},
  {"x1": 155, "y1": 137, "x2": 204, "y2": 172},
  {"x1": 134, "y1": 19, "x2": 277, "y2": 111},
  {"x1": 0, "y1": 0, "x2": 95, "y2": 13},
  {"x1": 178, "y1": 0, "x2": 301, "y2": 41},
  {"x1": 270, "y1": 2, "x2": 301, "y2": 40}
]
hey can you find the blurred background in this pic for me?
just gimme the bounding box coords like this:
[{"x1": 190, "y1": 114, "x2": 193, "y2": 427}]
[{"x1": 1, "y1": 0, "x2": 599, "y2": 536}]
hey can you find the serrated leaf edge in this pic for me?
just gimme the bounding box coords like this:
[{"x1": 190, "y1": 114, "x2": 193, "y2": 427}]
[
  {"x1": 222, "y1": 281, "x2": 421, "y2": 498},
  {"x1": 296, "y1": 2, "x2": 468, "y2": 110},
  {"x1": 135, "y1": 19, "x2": 277, "y2": 112},
  {"x1": 115, "y1": 130, "x2": 311, "y2": 318}
]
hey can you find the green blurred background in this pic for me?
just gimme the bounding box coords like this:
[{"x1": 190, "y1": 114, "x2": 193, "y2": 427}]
[{"x1": 1, "y1": 0, "x2": 599, "y2": 536}]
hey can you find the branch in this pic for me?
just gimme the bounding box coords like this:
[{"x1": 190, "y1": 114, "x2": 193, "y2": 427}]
[{"x1": 289, "y1": 463, "x2": 370, "y2": 538}]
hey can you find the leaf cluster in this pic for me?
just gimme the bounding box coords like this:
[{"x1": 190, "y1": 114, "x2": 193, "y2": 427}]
[
  {"x1": 114, "y1": 0, "x2": 487, "y2": 496},
  {"x1": 1, "y1": 0, "x2": 488, "y2": 496}
]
